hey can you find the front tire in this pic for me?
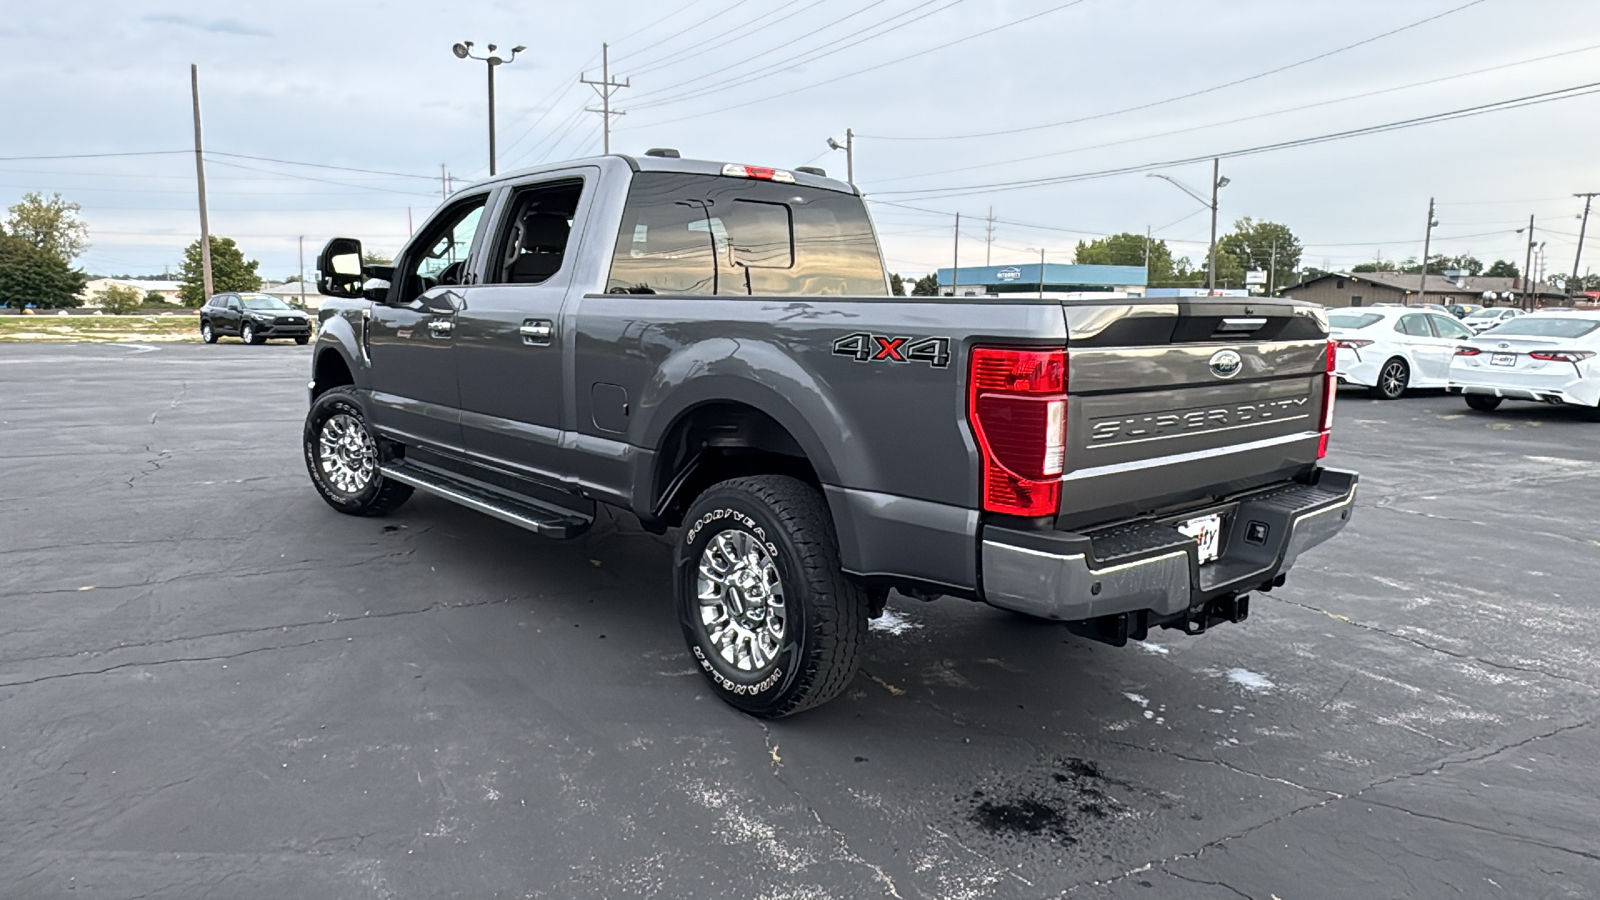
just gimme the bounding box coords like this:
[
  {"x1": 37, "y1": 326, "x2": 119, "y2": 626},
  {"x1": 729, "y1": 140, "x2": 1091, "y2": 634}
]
[
  {"x1": 1368, "y1": 357, "x2": 1409, "y2": 400},
  {"x1": 294, "y1": 335, "x2": 310, "y2": 345},
  {"x1": 676, "y1": 476, "x2": 868, "y2": 718},
  {"x1": 303, "y1": 387, "x2": 413, "y2": 516},
  {"x1": 242, "y1": 322, "x2": 264, "y2": 345},
  {"x1": 1465, "y1": 394, "x2": 1502, "y2": 412},
  {"x1": 201, "y1": 321, "x2": 216, "y2": 344}
]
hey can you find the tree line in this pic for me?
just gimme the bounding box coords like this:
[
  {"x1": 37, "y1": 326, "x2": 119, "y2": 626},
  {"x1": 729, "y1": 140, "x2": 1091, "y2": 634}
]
[{"x1": 0, "y1": 191, "x2": 265, "y2": 312}]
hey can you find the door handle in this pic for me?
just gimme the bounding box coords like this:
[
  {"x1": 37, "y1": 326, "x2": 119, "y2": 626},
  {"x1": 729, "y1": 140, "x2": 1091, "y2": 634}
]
[
  {"x1": 520, "y1": 319, "x2": 554, "y2": 344},
  {"x1": 427, "y1": 319, "x2": 455, "y2": 335}
]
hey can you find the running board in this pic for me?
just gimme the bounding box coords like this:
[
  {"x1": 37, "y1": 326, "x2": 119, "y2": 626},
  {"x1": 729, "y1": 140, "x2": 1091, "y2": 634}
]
[{"x1": 379, "y1": 464, "x2": 592, "y2": 539}]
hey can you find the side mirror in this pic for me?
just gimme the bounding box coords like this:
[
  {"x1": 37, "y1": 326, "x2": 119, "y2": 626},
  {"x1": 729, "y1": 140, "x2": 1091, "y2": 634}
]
[{"x1": 318, "y1": 237, "x2": 365, "y2": 298}]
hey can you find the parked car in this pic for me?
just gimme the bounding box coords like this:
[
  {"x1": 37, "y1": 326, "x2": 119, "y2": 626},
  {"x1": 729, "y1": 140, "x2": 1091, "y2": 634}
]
[
  {"x1": 1330, "y1": 307, "x2": 1475, "y2": 399},
  {"x1": 1461, "y1": 306, "x2": 1524, "y2": 333},
  {"x1": 1449, "y1": 311, "x2": 1600, "y2": 416},
  {"x1": 200, "y1": 292, "x2": 314, "y2": 344},
  {"x1": 1413, "y1": 303, "x2": 1456, "y2": 316},
  {"x1": 299, "y1": 152, "x2": 1356, "y2": 718},
  {"x1": 1447, "y1": 303, "x2": 1484, "y2": 318}
]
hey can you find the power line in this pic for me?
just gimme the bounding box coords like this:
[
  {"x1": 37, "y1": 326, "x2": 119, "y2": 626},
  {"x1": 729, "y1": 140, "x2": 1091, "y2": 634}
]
[
  {"x1": 859, "y1": 0, "x2": 1495, "y2": 141},
  {"x1": 610, "y1": 0, "x2": 759, "y2": 65},
  {"x1": 623, "y1": 0, "x2": 824, "y2": 79},
  {"x1": 609, "y1": 0, "x2": 717, "y2": 48},
  {"x1": 204, "y1": 152, "x2": 437, "y2": 181},
  {"x1": 868, "y1": 42, "x2": 1600, "y2": 186},
  {"x1": 202, "y1": 157, "x2": 441, "y2": 197},
  {"x1": 871, "y1": 79, "x2": 1600, "y2": 201},
  {"x1": 0, "y1": 150, "x2": 187, "y2": 161},
  {"x1": 622, "y1": 0, "x2": 976, "y2": 117},
  {"x1": 623, "y1": 0, "x2": 1091, "y2": 127}
]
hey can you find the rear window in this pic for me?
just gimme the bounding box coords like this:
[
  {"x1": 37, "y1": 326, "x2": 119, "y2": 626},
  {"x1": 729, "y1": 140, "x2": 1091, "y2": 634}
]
[
  {"x1": 606, "y1": 172, "x2": 887, "y2": 296},
  {"x1": 1328, "y1": 313, "x2": 1382, "y2": 329},
  {"x1": 1483, "y1": 317, "x2": 1600, "y2": 339}
]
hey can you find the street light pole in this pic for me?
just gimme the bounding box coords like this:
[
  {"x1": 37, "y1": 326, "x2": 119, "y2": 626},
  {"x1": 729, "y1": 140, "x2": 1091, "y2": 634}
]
[
  {"x1": 1520, "y1": 215, "x2": 1536, "y2": 310},
  {"x1": 1208, "y1": 158, "x2": 1220, "y2": 293},
  {"x1": 1417, "y1": 197, "x2": 1436, "y2": 308},
  {"x1": 827, "y1": 129, "x2": 855, "y2": 187},
  {"x1": 1030, "y1": 247, "x2": 1046, "y2": 298},
  {"x1": 189, "y1": 64, "x2": 213, "y2": 303},
  {"x1": 453, "y1": 41, "x2": 525, "y2": 176}
]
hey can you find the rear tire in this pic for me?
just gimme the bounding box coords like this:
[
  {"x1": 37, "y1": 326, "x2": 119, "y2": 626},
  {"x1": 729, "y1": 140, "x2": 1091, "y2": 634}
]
[
  {"x1": 303, "y1": 386, "x2": 413, "y2": 516},
  {"x1": 1367, "y1": 357, "x2": 1409, "y2": 400},
  {"x1": 675, "y1": 475, "x2": 868, "y2": 718},
  {"x1": 1465, "y1": 394, "x2": 1502, "y2": 412}
]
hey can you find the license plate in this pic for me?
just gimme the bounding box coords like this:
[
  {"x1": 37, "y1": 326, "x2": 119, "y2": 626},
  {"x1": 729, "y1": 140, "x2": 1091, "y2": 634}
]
[
  {"x1": 1178, "y1": 513, "x2": 1223, "y2": 565},
  {"x1": 1492, "y1": 353, "x2": 1517, "y2": 367}
]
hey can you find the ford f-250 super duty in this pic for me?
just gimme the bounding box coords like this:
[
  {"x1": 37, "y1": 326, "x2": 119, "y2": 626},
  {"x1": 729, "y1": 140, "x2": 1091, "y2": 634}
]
[{"x1": 304, "y1": 151, "x2": 1357, "y2": 718}]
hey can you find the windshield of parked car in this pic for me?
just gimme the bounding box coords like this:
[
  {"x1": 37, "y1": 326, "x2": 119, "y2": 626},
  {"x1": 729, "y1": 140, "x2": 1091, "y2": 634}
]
[
  {"x1": 240, "y1": 295, "x2": 292, "y2": 310},
  {"x1": 1482, "y1": 317, "x2": 1600, "y2": 339},
  {"x1": 1328, "y1": 313, "x2": 1383, "y2": 329}
]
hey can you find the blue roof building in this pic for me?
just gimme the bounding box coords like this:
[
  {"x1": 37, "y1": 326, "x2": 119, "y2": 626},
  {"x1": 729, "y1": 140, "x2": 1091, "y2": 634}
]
[{"x1": 934, "y1": 263, "x2": 1147, "y2": 296}]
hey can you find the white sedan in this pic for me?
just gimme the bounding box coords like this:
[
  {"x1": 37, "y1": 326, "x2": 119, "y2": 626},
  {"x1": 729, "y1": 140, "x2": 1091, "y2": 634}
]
[
  {"x1": 1448, "y1": 311, "x2": 1600, "y2": 415},
  {"x1": 1330, "y1": 307, "x2": 1476, "y2": 400},
  {"x1": 1461, "y1": 306, "x2": 1524, "y2": 333}
]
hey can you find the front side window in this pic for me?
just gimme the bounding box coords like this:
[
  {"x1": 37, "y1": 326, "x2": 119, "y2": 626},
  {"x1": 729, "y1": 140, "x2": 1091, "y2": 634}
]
[
  {"x1": 606, "y1": 172, "x2": 886, "y2": 296},
  {"x1": 225, "y1": 297, "x2": 241, "y2": 310},
  {"x1": 401, "y1": 195, "x2": 487, "y2": 303},
  {"x1": 1430, "y1": 314, "x2": 1473, "y2": 340},
  {"x1": 1395, "y1": 314, "x2": 1431, "y2": 337}
]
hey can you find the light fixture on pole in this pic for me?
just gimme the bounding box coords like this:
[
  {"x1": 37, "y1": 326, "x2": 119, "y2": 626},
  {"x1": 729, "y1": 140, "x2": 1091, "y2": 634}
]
[
  {"x1": 1148, "y1": 160, "x2": 1229, "y2": 292},
  {"x1": 1027, "y1": 247, "x2": 1047, "y2": 299},
  {"x1": 826, "y1": 129, "x2": 854, "y2": 186},
  {"x1": 453, "y1": 40, "x2": 525, "y2": 176}
]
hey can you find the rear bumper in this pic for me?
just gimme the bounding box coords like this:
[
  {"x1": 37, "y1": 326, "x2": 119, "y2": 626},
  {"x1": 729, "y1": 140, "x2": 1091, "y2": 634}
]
[
  {"x1": 980, "y1": 468, "x2": 1357, "y2": 626},
  {"x1": 1449, "y1": 367, "x2": 1600, "y2": 408}
]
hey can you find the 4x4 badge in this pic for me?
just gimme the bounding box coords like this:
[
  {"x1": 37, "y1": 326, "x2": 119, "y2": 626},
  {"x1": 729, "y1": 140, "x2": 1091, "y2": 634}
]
[{"x1": 832, "y1": 332, "x2": 951, "y2": 367}]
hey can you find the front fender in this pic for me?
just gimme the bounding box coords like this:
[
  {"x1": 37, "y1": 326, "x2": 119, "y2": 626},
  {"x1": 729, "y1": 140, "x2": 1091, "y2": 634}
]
[{"x1": 310, "y1": 305, "x2": 371, "y2": 397}]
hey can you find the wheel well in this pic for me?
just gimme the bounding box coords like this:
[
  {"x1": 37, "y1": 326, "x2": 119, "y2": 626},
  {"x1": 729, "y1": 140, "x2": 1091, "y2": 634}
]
[
  {"x1": 652, "y1": 402, "x2": 820, "y2": 527},
  {"x1": 312, "y1": 350, "x2": 355, "y2": 399}
]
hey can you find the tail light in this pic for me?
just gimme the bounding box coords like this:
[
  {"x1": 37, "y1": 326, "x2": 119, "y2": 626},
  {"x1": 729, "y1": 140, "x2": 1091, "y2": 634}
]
[
  {"x1": 1335, "y1": 339, "x2": 1373, "y2": 350},
  {"x1": 968, "y1": 347, "x2": 1067, "y2": 516},
  {"x1": 1318, "y1": 340, "x2": 1336, "y2": 459},
  {"x1": 1530, "y1": 350, "x2": 1596, "y2": 362},
  {"x1": 1455, "y1": 346, "x2": 1482, "y2": 356}
]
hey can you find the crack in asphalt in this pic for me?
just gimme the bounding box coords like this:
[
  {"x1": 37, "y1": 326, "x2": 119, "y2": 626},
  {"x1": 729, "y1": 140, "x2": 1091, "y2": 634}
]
[
  {"x1": 754, "y1": 721, "x2": 906, "y2": 899},
  {"x1": 1361, "y1": 798, "x2": 1600, "y2": 863},
  {"x1": 1268, "y1": 595, "x2": 1598, "y2": 689},
  {"x1": 0, "y1": 637, "x2": 340, "y2": 689},
  {"x1": 0, "y1": 595, "x2": 520, "y2": 668},
  {"x1": 1165, "y1": 870, "x2": 1252, "y2": 899},
  {"x1": 1101, "y1": 739, "x2": 1339, "y2": 798},
  {"x1": 0, "y1": 547, "x2": 418, "y2": 601},
  {"x1": 149, "y1": 381, "x2": 189, "y2": 425},
  {"x1": 1064, "y1": 719, "x2": 1594, "y2": 896}
]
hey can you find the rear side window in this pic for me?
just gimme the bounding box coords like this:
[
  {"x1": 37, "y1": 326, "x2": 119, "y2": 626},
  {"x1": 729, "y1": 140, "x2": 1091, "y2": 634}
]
[
  {"x1": 1328, "y1": 313, "x2": 1381, "y2": 329},
  {"x1": 1487, "y1": 317, "x2": 1600, "y2": 339},
  {"x1": 606, "y1": 172, "x2": 887, "y2": 296}
]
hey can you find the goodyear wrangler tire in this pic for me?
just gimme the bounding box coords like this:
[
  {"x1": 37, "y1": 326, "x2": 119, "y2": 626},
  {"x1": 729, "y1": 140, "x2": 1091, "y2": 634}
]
[
  {"x1": 676, "y1": 475, "x2": 868, "y2": 718},
  {"x1": 303, "y1": 386, "x2": 413, "y2": 517}
]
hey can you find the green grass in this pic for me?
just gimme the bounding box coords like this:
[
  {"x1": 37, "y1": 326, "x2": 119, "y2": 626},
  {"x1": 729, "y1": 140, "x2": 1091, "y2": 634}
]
[{"x1": 0, "y1": 314, "x2": 202, "y2": 342}]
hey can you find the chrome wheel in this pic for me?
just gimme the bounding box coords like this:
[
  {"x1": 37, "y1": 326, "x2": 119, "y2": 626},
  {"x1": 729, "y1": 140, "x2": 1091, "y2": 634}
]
[
  {"x1": 317, "y1": 413, "x2": 376, "y2": 494},
  {"x1": 242, "y1": 324, "x2": 255, "y2": 344},
  {"x1": 201, "y1": 322, "x2": 213, "y2": 342},
  {"x1": 697, "y1": 529, "x2": 787, "y2": 672}
]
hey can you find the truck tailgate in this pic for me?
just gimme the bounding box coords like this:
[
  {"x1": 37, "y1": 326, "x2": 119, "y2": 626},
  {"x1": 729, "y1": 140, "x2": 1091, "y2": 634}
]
[{"x1": 1057, "y1": 298, "x2": 1330, "y2": 529}]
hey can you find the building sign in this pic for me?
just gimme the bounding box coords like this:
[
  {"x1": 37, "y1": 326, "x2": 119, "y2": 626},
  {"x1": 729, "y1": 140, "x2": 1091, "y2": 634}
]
[
  {"x1": 1245, "y1": 270, "x2": 1268, "y2": 285},
  {"x1": 996, "y1": 267, "x2": 1023, "y2": 282}
]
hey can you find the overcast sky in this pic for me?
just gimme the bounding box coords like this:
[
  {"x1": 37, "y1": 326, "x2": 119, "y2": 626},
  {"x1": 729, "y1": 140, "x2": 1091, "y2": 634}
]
[{"x1": 3, "y1": 0, "x2": 1597, "y2": 281}]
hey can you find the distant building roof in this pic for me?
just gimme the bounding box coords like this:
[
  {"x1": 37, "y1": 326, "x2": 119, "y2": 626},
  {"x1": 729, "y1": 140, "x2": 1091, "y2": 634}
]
[{"x1": 1285, "y1": 271, "x2": 1563, "y2": 298}]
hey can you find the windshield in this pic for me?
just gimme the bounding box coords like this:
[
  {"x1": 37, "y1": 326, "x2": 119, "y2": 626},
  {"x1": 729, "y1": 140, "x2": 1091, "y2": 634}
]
[
  {"x1": 1329, "y1": 313, "x2": 1383, "y2": 329},
  {"x1": 241, "y1": 295, "x2": 292, "y2": 310},
  {"x1": 1482, "y1": 317, "x2": 1600, "y2": 339}
]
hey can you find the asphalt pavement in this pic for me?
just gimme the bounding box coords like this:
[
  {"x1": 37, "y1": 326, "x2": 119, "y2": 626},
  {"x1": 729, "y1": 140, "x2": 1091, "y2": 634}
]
[{"x1": 2, "y1": 342, "x2": 1597, "y2": 899}]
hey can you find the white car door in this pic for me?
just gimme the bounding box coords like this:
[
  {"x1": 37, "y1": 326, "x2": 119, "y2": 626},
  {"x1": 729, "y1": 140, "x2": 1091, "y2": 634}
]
[
  {"x1": 1427, "y1": 314, "x2": 1475, "y2": 382},
  {"x1": 1395, "y1": 313, "x2": 1448, "y2": 382}
]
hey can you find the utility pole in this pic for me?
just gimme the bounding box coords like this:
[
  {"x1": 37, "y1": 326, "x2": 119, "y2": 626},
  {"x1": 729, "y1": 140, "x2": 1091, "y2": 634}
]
[
  {"x1": 190, "y1": 64, "x2": 214, "y2": 303},
  {"x1": 582, "y1": 43, "x2": 630, "y2": 155},
  {"x1": 1572, "y1": 192, "x2": 1597, "y2": 297},
  {"x1": 1521, "y1": 215, "x2": 1536, "y2": 310},
  {"x1": 1208, "y1": 157, "x2": 1221, "y2": 293},
  {"x1": 951, "y1": 212, "x2": 960, "y2": 297},
  {"x1": 1037, "y1": 247, "x2": 1046, "y2": 299},
  {"x1": 1268, "y1": 239, "x2": 1278, "y2": 297},
  {"x1": 441, "y1": 164, "x2": 451, "y2": 200},
  {"x1": 1416, "y1": 197, "x2": 1436, "y2": 308},
  {"x1": 985, "y1": 207, "x2": 995, "y2": 266},
  {"x1": 298, "y1": 236, "x2": 306, "y2": 308},
  {"x1": 1144, "y1": 225, "x2": 1152, "y2": 280}
]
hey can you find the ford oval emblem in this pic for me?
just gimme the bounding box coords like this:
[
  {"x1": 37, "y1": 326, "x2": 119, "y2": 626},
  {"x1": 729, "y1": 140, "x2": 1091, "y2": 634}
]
[{"x1": 1209, "y1": 349, "x2": 1243, "y2": 379}]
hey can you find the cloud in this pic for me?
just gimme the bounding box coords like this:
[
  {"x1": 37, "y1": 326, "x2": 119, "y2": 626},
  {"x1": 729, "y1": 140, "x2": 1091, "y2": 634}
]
[{"x1": 143, "y1": 13, "x2": 271, "y2": 37}]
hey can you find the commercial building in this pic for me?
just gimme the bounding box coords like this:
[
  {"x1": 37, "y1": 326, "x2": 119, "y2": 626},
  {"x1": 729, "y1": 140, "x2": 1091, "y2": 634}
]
[
  {"x1": 934, "y1": 263, "x2": 1147, "y2": 297},
  {"x1": 1281, "y1": 272, "x2": 1565, "y2": 309}
]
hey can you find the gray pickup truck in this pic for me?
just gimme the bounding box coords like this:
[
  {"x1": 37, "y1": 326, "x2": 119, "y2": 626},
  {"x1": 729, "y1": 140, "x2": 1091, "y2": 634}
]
[{"x1": 304, "y1": 152, "x2": 1356, "y2": 717}]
